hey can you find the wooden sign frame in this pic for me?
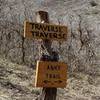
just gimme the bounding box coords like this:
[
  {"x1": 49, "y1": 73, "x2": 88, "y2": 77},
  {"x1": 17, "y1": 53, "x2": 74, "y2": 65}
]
[
  {"x1": 35, "y1": 61, "x2": 67, "y2": 88},
  {"x1": 24, "y1": 21, "x2": 68, "y2": 41}
]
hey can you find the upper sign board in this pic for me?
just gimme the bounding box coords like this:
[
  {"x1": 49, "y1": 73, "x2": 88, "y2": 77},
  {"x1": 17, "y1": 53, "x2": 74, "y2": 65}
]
[
  {"x1": 24, "y1": 21, "x2": 68, "y2": 41},
  {"x1": 35, "y1": 61, "x2": 67, "y2": 88}
]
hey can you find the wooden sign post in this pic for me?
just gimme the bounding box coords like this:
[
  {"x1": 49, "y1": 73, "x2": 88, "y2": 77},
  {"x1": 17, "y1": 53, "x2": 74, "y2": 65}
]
[
  {"x1": 35, "y1": 11, "x2": 58, "y2": 100},
  {"x1": 24, "y1": 11, "x2": 67, "y2": 100}
]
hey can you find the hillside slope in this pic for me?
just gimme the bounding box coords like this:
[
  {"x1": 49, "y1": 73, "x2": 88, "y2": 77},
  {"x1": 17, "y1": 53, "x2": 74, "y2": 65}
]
[
  {"x1": 0, "y1": 57, "x2": 100, "y2": 100},
  {"x1": 0, "y1": 0, "x2": 100, "y2": 100}
]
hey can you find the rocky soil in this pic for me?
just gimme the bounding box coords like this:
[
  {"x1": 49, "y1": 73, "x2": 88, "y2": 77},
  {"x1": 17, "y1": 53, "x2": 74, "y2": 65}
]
[
  {"x1": 0, "y1": 57, "x2": 38, "y2": 100},
  {"x1": 0, "y1": 57, "x2": 100, "y2": 100},
  {"x1": 0, "y1": 0, "x2": 100, "y2": 100}
]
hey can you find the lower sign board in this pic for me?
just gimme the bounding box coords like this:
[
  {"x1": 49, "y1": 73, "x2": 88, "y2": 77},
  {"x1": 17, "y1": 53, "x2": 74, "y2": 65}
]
[
  {"x1": 35, "y1": 61, "x2": 67, "y2": 88},
  {"x1": 24, "y1": 21, "x2": 68, "y2": 41}
]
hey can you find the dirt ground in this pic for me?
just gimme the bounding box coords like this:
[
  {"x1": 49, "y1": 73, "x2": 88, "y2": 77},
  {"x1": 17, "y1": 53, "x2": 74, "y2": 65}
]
[{"x1": 0, "y1": 57, "x2": 100, "y2": 100}]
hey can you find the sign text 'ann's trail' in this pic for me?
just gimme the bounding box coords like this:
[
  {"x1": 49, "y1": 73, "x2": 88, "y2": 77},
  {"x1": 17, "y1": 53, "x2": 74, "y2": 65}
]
[{"x1": 35, "y1": 61, "x2": 67, "y2": 88}]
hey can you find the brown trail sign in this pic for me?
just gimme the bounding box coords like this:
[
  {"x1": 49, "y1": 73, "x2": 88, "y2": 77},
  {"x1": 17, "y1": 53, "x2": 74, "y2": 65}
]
[
  {"x1": 24, "y1": 21, "x2": 67, "y2": 41},
  {"x1": 35, "y1": 61, "x2": 67, "y2": 88},
  {"x1": 23, "y1": 11, "x2": 68, "y2": 100}
]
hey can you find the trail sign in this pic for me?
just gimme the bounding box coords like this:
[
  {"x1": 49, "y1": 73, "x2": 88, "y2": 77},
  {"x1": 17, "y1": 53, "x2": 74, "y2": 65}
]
[
  {"x1": 24, "y1": 21, "x2": 68, "y2": 41},
  {"x1": 35, "y1": 61, "x2": 67, "y2": 88}
]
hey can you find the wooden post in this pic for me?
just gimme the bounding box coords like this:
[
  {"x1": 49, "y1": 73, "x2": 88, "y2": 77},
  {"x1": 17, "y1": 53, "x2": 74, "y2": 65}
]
[{"x1": 36, "y1": 11, "x2": 58, "y2": 100}]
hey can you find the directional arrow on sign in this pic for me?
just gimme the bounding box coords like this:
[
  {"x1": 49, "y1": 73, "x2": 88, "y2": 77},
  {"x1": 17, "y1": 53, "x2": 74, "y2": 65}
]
[
  {"x1": 43, "y1": 80, "x2": 51, "y2": 84},
  {"x1": 54, "y1": 80, "x2": 63, "y2": 83}
]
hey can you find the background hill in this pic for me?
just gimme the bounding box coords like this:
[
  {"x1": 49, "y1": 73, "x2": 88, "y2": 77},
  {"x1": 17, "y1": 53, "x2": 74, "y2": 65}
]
[
  {"x1": 0, "y1": 0, "x2": 100, "y2": 100},
  {"x1": 0, "y1": 0, "x2": 100, "y2": 75}
]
